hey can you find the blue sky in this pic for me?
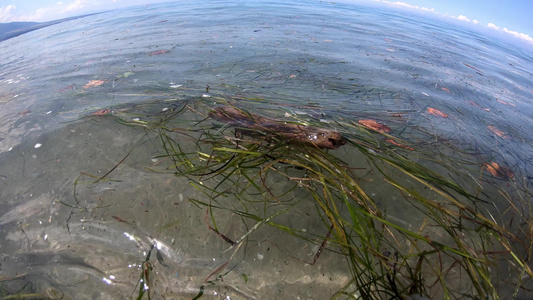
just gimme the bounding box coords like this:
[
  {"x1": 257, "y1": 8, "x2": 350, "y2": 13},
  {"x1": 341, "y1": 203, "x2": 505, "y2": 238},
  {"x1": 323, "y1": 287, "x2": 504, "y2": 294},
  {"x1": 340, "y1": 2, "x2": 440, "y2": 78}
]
[{"x1": 1, "y1": 0, "x2": 532, "y2": 45}]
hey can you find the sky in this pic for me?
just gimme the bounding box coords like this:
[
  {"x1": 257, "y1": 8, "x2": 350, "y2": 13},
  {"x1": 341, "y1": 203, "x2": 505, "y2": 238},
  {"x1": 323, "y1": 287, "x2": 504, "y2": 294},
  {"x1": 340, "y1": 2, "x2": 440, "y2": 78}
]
[{"x1": 1, "y1": 0, "x2": 532, "y2": 46}]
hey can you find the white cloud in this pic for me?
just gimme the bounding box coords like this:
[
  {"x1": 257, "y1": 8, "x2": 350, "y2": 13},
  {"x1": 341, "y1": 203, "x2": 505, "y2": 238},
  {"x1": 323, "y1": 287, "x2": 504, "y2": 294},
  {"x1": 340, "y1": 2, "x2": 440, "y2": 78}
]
[
  {"x1": 502, "y1": 27, "x2": 533, "y2": 43},
  {"x1": 484, "y1": 23, "x2": 533, "y2": 43},
  {"x1": 487, "y1": 23, "x2": 499, "y2": 30},
  {"x1": 63, "y1": 0, "x2": 88, "y2": 13},
  {"x1": 2, "y1": 0, "x2": 93, "y2": 22},
  {"x1": 0, "y1": 5, "x2": 16, "y2": 22},
  {"x1": 380, "y1": 1, "x2": 435, "y2": 13},
  {"x1": 374, "y1": 0, "x2": 533, "y2": 45},
  {"x1": 455, "y1": 15, "x2": 470, "y2": 22}
]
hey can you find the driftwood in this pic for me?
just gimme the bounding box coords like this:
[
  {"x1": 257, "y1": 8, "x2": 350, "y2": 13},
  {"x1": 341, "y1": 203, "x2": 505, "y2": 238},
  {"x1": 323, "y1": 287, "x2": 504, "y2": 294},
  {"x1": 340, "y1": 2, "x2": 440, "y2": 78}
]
[{"x1": 209, "y1": 106, "x2": 346, "y2": 149}]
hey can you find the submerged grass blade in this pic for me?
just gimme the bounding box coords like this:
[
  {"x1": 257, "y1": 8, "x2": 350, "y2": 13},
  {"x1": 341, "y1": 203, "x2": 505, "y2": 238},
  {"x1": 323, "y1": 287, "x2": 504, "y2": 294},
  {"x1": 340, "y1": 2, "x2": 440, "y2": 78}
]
[{"x1": 96, "y1": 97, "x2": 533, "y2": 299}]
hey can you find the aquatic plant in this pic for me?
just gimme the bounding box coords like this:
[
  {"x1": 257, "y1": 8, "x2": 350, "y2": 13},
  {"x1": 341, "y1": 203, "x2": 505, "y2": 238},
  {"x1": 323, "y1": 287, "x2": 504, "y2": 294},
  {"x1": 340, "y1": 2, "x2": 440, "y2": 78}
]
[{"x1": 88, "y1": 94, "x2": 532, "y2": 299}]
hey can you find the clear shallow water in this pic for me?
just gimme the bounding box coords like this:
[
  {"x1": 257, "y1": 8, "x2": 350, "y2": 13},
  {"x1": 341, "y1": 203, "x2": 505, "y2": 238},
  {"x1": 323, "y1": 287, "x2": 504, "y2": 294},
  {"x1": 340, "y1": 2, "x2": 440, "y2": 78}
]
[{"x1": 1, "y1": 0, "x2": 533, "y2": 298}]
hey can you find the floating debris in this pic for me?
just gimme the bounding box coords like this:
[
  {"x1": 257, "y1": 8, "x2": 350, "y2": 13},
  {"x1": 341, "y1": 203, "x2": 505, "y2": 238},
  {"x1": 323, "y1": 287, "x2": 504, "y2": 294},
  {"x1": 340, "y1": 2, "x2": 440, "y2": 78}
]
[
  {"x1": 485, "y1": 162, "x2": 514, "y2": 179},
  {"x1": 90, "y1": 109, "x2": 113, "y2": 116},
  {"x1": 83, "y1": 80, "x2": 105, "y2": 89},
  {"x1": 463, "y1": 63, "x2": 483, "y2": 75},
  {"x1": 488, "y1": 125, "x2": 509, "y2": 139},
  {"x1": 358, "y1": 119, "x2": 391, "y2": 133},
  {"x1": 427, "y1": 107, "x2": 448, "y2": 118},
  {"x1": 150, "y1": 49, "x2": 169, "y2": 56},
  {"x1": 209, "y1": 106, "x2": 346, "y2": 149},
  {"x1": 58, "y1": 84, "x2": 75, "y2": 92},
  {"x1": 386, "y1": 139, "x2": 414, "y2": 150},
  {"x1": 18, "y1": 110, "x2": 31, "y2": 117}
]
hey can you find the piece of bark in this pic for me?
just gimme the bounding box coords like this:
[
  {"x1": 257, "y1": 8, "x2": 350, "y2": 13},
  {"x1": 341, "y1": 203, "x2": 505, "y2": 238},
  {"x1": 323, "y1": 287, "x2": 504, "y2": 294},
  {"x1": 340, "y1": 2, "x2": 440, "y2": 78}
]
[{"x1": 209, "y1": 106, "x2": 346, "y2": 149}]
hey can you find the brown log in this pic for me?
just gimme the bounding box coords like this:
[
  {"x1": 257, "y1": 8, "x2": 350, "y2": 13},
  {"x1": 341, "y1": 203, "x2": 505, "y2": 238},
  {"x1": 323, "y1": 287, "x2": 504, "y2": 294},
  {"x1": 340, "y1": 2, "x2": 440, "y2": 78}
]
[{"x1": 209, "y1": 106, "x2": 346, "y2": 149}]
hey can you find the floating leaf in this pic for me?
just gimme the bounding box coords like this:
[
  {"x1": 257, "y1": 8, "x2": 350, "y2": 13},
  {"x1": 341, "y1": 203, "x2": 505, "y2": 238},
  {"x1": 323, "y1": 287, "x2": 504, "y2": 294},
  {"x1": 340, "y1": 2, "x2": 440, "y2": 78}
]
[
  {"x1": 90, "y1": 109, "x2": 113, "y2": 116},
  {"x1": 488, "y1": 125, "x2": 509, "y2": 139},
  {"x1": 496, "y1": 98, "x2": 516, "y2": 107},
  {"x1": 18, "y1": 110, "x2": 31, "y2": 116},
  {"x1": 83, "y1": 80, "x2": 105, "y2": 89},
  {"x1": 463, "y1": 63, "x2": 483, "y2": 74},
  {"x1": 485, "y1": 162, "x2": 514, "y2": 179},
  {"x1": 427, "y1": 107, "x2": 448, "y2": 118},
  {"x1": 358, "y1": 119, "x2": 391, "y2": 133},
  {"x1": 150, "y1": 49, "x2": 169, "y2": 56},
  {"x1": 440, "y1": 87, "x2": 451, "y2": 93},
  {"x1": 385, "y1": 139, "x2": 414, "y2": 150},
  {"x1": 59, "y1": 84, "x2": 74, "y2": 92}
]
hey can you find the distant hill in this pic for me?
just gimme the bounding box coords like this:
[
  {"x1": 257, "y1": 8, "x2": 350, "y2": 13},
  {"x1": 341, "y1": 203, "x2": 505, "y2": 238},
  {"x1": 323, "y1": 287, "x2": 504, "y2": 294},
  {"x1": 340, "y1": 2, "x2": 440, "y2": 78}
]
[
  {"x1": 0, "y1": 12, "x2": 107, "y2": 42},
  {"x1": 0, "y1": 22, "x2": 45, "y2": 41},
  {"x1": 0, "y1": 22, "x2": 40, "y2": 34}
]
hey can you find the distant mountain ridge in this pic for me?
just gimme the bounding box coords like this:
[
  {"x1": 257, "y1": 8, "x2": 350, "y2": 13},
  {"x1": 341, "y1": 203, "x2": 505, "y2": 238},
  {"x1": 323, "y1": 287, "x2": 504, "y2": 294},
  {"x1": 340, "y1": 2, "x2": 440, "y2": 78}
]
[
  {"x1": 0, "y1": 22, "x2": 40, "y2": 34},
  {"x1": 0, "y1": 12, "x2": 106, "y2": 42},
  {"x1": 0, "y1": 22, "x2": 44, "y2": 41}
]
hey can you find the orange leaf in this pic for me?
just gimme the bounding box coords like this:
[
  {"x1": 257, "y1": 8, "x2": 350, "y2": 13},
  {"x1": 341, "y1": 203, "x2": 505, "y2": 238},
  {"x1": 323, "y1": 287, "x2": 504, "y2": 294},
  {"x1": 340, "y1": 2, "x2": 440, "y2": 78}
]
[
  {"x1": 386, "y1": 139, "x2": 414, "y2": 150},
  {"x1": 358, "y1": 119, "x2": 391, "y2": 133},
  {"x1": 440, "y1": 87, "x2": 450, "y2": 93},
  {"x1": 485, "y1": 162, "x2": 514, "y2": 179},
  {"x1": 427, "y1": 107, "x2": 448, "y2": 118},
  {"x1": 83, "y1": 80, "x2": 105, "y2": 89},
  {"x1": 496, "y1": 98, "x2": 516, "y2": 107},
  {"x1": 90, "y1": 109, "x2": 112, "y2": 116},
  {"x1": 150, "y1": 49, "x2": 169, "y2": 56},
  {"x1": 488, "y1": 125, "x2": 509, "y2": 139}
]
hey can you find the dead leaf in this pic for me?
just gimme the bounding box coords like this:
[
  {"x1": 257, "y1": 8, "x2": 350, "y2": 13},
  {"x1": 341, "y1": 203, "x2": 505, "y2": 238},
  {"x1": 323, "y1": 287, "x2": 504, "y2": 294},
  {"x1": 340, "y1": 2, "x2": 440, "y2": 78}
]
[
  {"x1": 59, "y1": 84, "x2": 74, "y2": 92},
  {"x1": 386, "y1": 139, "x2": 414, "y2": 150},
  {"x1": 488, "y1": 125, "x2": 509, "y2": 139},
  {"x1": 112, "y1": 216, "x2": 131, "y2": 224},
  {"x1": 485, "y1": 162, "x2": 514, "y2": 179},
  {"x1": 440, "y1": 87, "x2": 451, "y2": 93},
  {"x1": 463, "y1": 63, "x2": 483, "y2": 74},
  {"x1": 90, "y1": 109, "x2": 113, "y2": 116},
  {"x1": 496, "y1": 98, "x2": 516, "y2": 107},
  {"x1": 427, "y1": 107, "x2": 448, "y2": 118},
  {"x1": 150, "y1": 49, "x2": 169, "y2": 56},
  {"x1": 359, "y1": 119, "x2": 391, "y2": 133},
  {"x1": 18, "y1": 110, "x2": 31, "y2": 117},
  {"x1": 83, "y1": 80, "x2": 105, "y2": 89}
]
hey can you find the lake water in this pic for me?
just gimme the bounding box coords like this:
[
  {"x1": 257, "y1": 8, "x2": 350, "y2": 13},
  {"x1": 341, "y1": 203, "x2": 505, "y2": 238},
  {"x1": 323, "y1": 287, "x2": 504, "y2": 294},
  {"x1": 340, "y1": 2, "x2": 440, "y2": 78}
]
[{"x1": 1, "y1": 0, "x2": 532, "y2": 299}]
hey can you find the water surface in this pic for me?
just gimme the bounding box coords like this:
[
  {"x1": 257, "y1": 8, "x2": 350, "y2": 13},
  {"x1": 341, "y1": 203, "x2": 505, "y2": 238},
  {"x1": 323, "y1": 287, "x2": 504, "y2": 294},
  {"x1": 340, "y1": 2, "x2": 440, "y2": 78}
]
[{"x1": 1, "y1": 0, "x2": 532, "y2": 298}]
